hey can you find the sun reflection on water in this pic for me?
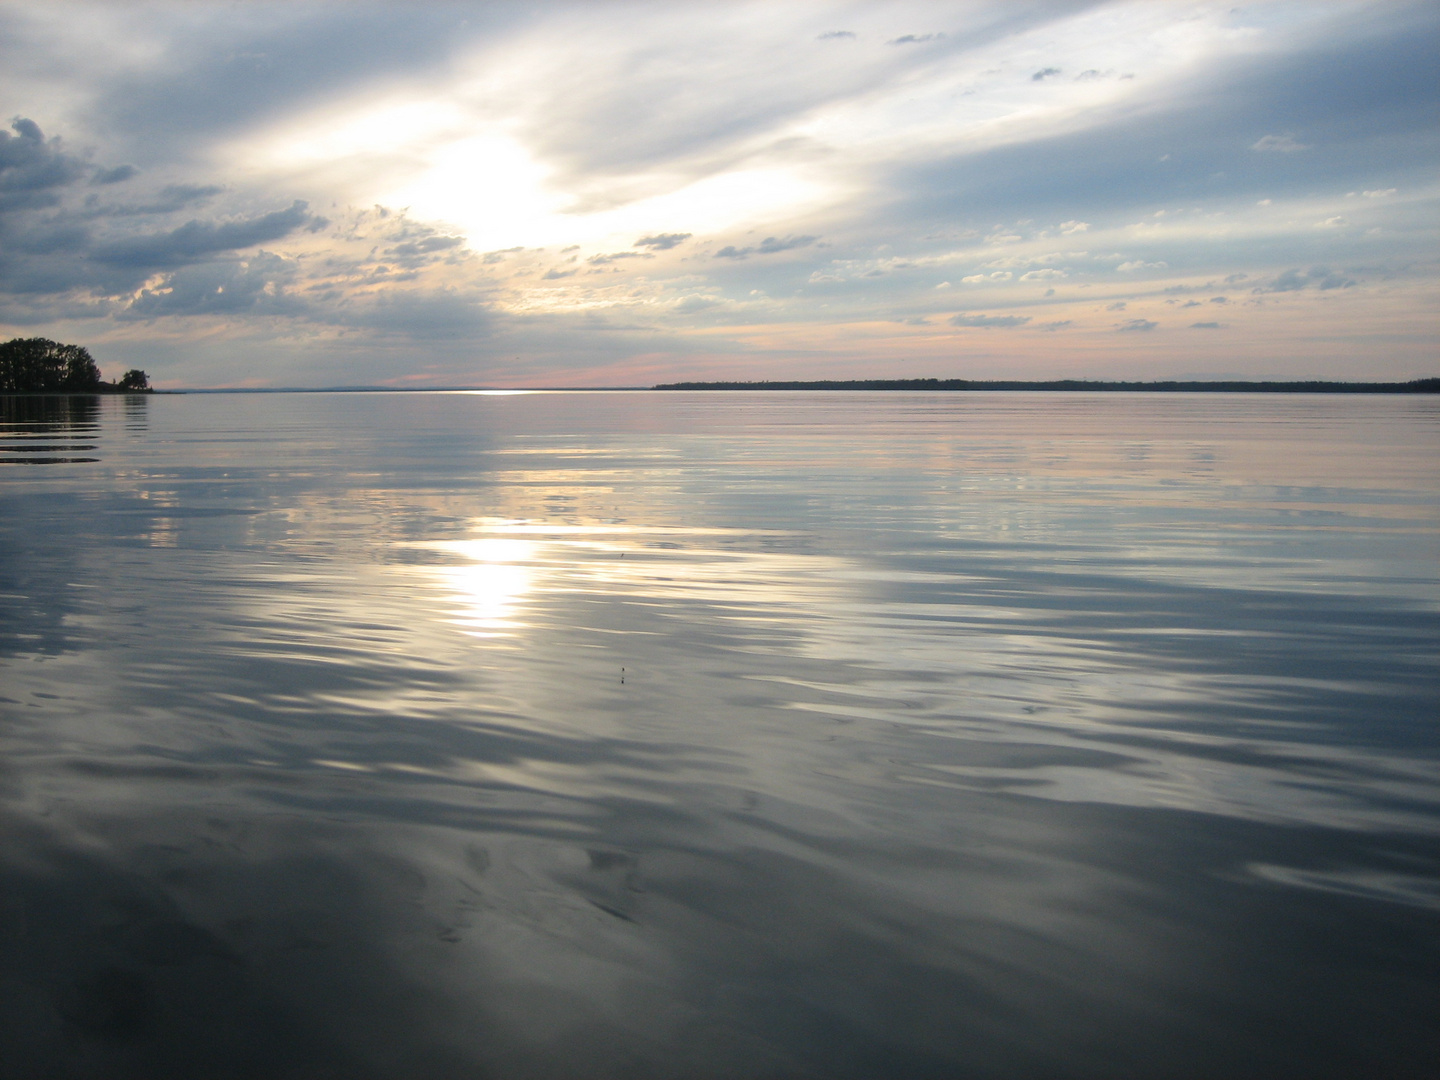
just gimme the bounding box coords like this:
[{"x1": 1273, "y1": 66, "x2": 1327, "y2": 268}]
[{"x1": 414, "y1": 535, "x2": 541, "y2": 636}]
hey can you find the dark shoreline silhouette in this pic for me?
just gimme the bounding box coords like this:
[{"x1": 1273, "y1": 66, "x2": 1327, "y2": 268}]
[
  {"x1": 654, "y1": 377, "x2": 1440, "y2": 393},
  {"x1": 0, "y1": 337, "x2": 150, "y2": 394}
]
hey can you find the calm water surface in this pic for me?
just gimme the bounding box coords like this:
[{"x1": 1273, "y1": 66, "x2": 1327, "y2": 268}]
[{"x1": 1, "y1": 391, "x2": 1437, "y2": 1078}]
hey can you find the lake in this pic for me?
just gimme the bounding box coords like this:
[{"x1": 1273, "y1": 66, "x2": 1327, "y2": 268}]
[{"x1": 1, "y1": 390, "x2": 1437, "y2": 1078}]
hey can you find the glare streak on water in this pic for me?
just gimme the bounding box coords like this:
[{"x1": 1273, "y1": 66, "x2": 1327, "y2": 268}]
[{"x1": 0, "y1": 390, "x2": 1437, "y2": 1079}]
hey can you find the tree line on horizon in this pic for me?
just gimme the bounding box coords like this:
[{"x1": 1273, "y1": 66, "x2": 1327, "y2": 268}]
[{"x1": 0, "y1": 338, "x2": 149, "y2": 393}]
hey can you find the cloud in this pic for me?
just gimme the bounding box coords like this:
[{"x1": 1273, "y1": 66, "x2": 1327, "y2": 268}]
[
  {"x1": 93, "y1": 201, "x2": 315, "y2": 268},
  {"x1": 1107, "y1": 301, "x2": 1127, "y2": 311},
  {"x1": 1038, "y1": 320, "x2": 1072, "y2": 331},
  {"x1": 889, "y1": 34, "x2": 942, "y2": 46},
  {"x1": 326, "y1": 288, "x2": 493, "y2": 340},
  {"x1": 133, "y1": 184, "x2": 227, "y2": 214},
  {"x1": 714, "y1": 234, "x2": 816, "y2": 259},
  {"x1": 387, "y1": 235, "x2": 464, "y2": 257},
  {"x1": 91, "y1": 164, "x2": 138, "y2": 186},
  {"x1": 1261, "y1": 266, "x2": 1355, "y2": 292},
  {"x1": 121, "y1": 254, "x2": 306, "y2": 319},
  {"x1": 0, "y1": 118, "x2": 90, "y2": 211},
  {"x1": 481, "y1": 246, "x2": 524, "y2": 264},
  {"x1": 1020, "y1": 268, "x2": 1065, "y2": 281},
  {"x1": 634, "y1": 232, "x2": 691, "y2": 250},
  {"x1": 758, "y1": 234, "x2": 816, "y2": 254},
  {"x1": 1189, "y1": 321, "x2": 1223, "y2": 329},
  {"x1": 1117, "y1": 318, "x2": 1157, "y2": 332},
  {"x1": 0, "y1": 4, "x2": 1434, "y2": 384},
  {"x1": 949, "y1": 312, "x2": 1031, "y2": 328},
  {"x1": 587, "y1": 250, "x2": 653, "y2": 265},
  {"x1": 1250, "y1": 133, "x2": 1308, "y2": 152}
]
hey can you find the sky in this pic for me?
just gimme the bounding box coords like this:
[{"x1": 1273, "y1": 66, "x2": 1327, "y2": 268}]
[{"x1": 0, "y1": 0, "x2": 1435, "y2": 388}]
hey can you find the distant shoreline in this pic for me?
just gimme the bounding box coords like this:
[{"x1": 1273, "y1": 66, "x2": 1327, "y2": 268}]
[
  {"x1": 6, "y1": 379, "x2": 1438, "y2": 395},
  {"x1": 653, "y1": 378, "x2": 1440, "y2": 393}
]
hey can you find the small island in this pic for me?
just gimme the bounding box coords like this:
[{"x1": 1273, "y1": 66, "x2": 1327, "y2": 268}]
[
  {"x1": 654, "y1": 377, "x2": 1440, "y2": 393},
  {"x1": 0, "y1": 337, "x2": 149, "y2": 393}
]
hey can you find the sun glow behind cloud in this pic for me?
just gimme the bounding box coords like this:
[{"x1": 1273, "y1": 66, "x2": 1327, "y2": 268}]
[
  {"x1": 235, "y1": 2, "x2": 1248, "y2": 254},
  {"x1": 244, "y1": 97, "x2": 838, "y2": 254},
  {"x1": 1, "y1": 0, "x2": 1436, "y2": 385}
]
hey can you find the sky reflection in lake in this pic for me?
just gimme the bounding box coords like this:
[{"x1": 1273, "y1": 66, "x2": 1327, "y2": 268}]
[{"x1": 1, "y1": 391, "x2": 1437, "y2": 1078}]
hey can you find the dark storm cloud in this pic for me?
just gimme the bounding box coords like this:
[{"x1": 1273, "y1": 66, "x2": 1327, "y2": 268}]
[
  {"x1": 92, "y1": 201, "x2": 315, "y2": 268},
  {"x1": 950, "y1": 312, "x2": 1030, "y2": 327},
  {"x1": 121, "y1": 254, "x2": 306, "y2": 319},
  {"x1": 0, "y1": 118, "x2": 89, "y2": 211},
  {"x1": 634, "y1": 232, "x2": 690, "y2": 250},
  {"x1": 0, "y1": 117, "x2": 356, "y2": 327}
]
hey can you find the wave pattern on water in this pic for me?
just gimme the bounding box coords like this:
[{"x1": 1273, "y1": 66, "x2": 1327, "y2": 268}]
[{"x1": 0, "y1": 391, "x2": 1436, "y2": 1079}]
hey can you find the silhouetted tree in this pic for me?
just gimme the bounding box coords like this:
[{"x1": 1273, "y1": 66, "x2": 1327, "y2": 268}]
[
  {"x1": 0, "y1": 338, "x2": 102, "y2": 392},
  {"x1": 117, "y1": 369, "x2": 150, "y2": 391}
]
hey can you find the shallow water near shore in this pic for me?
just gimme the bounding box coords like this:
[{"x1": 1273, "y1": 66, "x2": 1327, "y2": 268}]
[{"x1": 2, "y1": 389, "x2": 1437, "y2": 1078}]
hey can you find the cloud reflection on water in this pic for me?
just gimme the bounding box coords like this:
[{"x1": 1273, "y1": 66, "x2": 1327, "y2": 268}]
[{"x1": 0, "y1": 391, "x2": 1436, "y2": 1077}]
